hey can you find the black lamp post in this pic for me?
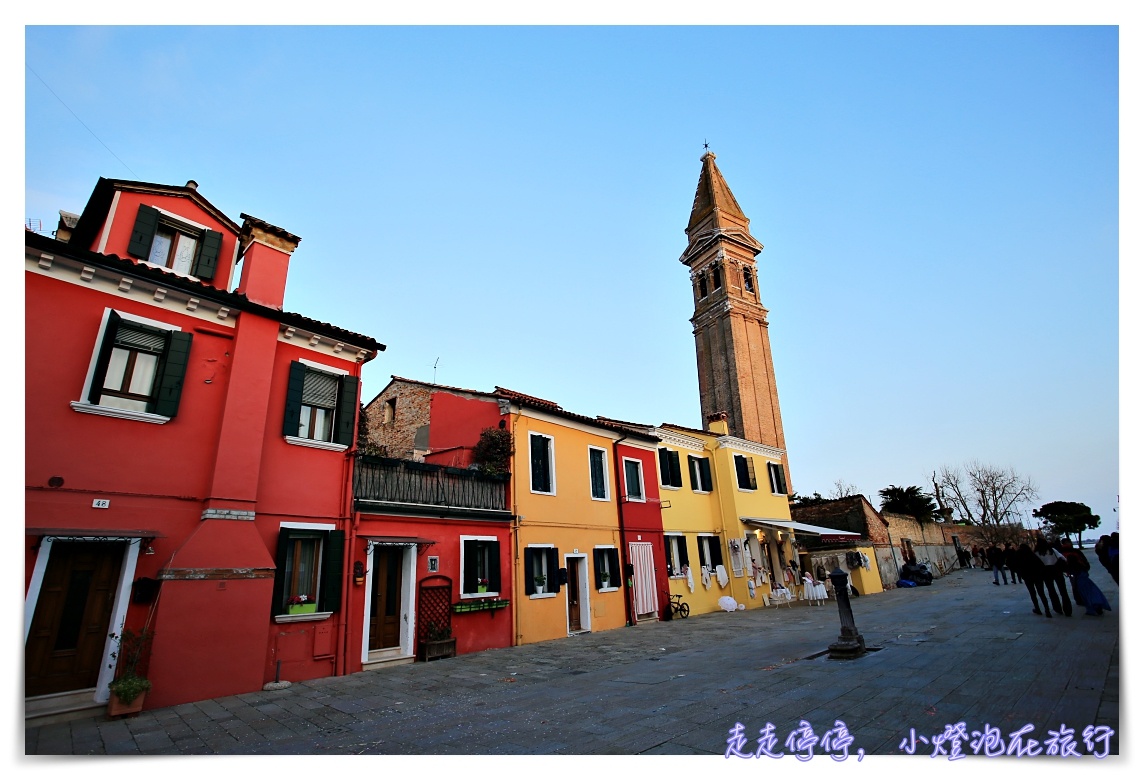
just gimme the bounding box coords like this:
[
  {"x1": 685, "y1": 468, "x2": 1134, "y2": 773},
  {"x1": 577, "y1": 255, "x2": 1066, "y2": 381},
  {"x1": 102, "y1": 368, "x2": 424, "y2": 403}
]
[{"x1": 828, "y1": 568, "x2": 866, "y2": 659}]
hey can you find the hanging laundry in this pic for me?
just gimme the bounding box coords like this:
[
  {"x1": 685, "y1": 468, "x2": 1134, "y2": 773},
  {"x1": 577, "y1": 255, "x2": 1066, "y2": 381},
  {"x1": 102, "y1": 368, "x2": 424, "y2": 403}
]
[
  {"x1": 747, "y1": 579, "x2": 756, "y2": 599},
  {"x1": 701, "y1": 566, "x2": 712, "y2": 589},
  {"x1": 684, "y1": 564, "x2": 694, "y2": 593},
  {"x1": 715, "y1": 564, "x2": 729, "y2": 588}
]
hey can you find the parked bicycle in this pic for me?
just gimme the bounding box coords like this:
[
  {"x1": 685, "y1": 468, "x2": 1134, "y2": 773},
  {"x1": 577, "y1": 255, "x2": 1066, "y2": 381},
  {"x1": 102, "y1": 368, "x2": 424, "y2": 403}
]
[{"x1": 668, "y1": 593, "x2": 690, "y2": 619}]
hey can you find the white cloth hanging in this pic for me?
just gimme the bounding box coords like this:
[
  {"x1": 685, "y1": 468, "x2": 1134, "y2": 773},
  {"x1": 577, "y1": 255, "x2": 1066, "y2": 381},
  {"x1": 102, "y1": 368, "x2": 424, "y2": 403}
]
[
  {"x1": 701, "y1": 566, "x2": 712, "y2": 589},
  {"x1": 747, "y1": 579, "x2": 756, "y2": 599},
  {"x1": 861, "y1": 552, "x2": 871, "y2": 571},
  {"x1": 684, "y1": 565, "x2": 694, "y2": 593},
  {"x1": 715, "y1": 564, "x2": 729, "y2": 587}
]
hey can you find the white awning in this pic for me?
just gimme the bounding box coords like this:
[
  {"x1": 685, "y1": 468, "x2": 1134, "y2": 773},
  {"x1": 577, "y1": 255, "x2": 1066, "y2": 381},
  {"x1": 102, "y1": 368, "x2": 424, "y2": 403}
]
[{"x1": 741, "y1": 517, "x2": 861, "y2": 538}]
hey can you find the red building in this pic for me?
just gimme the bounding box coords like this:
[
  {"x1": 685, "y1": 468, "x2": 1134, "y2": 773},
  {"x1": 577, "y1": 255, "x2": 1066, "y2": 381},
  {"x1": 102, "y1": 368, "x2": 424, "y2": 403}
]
[{"x1": 25, "y1": 178, "x2": 383, "y2": 721}]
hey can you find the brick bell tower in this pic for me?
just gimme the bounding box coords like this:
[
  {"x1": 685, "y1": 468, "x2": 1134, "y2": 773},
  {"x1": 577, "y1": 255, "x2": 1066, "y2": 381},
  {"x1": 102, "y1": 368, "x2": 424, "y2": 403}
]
[{"x1": 681, "y1": 151, "x2": 789, "y2": 463}]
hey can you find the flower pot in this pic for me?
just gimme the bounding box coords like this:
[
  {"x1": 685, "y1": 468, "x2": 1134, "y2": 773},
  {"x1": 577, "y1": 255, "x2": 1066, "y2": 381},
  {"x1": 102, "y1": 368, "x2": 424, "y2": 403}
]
[
  {"x1": 421, "y1": 637, "x2": 457, "y2": 662},
  {"x1": 287, "y1": 603, "x2": 317, "y2": 615},
  {"x1": 477, "y1": 585, "x2": 487, "y2": 593},
  {"x1": 108, "y1": 690, "x2": 146, "y2": 717}
]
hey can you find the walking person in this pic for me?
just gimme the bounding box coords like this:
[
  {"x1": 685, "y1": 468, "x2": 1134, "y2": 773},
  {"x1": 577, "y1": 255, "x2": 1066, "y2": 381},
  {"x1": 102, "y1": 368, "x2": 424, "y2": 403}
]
[
  {"x1": 987, "y1": 543, "x2": 1008, "y2": 585},
  {"x1": 1060, "y1": 539, "x2": 1112, "y2": 617},
  {"x1": 1003, "y1": 542, "x2": 1022, "y2": 584},
  {"x1": 1034, "y1": 539, "x2": 1071, "y2": 616},
  {"x1": 971, "y1": 545, "x2": 982, "y2": 570},
  {"x1": 1012, "y1": 543, "x2": 1053, "y2": 618},
  {"x1": 1095, "y1": 534, "x2": 1119, "y2": 585}
]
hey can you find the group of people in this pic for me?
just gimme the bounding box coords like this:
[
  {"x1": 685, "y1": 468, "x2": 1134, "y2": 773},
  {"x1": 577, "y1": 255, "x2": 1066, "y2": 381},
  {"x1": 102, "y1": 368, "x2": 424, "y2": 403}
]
[{"x1": 963, "y1": 537, "x2": 1116, "y2": 619}]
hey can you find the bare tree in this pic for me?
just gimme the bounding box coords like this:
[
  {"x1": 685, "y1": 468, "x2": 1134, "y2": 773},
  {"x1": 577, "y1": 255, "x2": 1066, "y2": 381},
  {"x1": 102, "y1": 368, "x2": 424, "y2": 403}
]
[
  {"x1": 830, "y1": 479, "x2": 858, "y2": 500},
  {"x1": 936, "y1": 461, "x2": 1038, "y2": 544}
]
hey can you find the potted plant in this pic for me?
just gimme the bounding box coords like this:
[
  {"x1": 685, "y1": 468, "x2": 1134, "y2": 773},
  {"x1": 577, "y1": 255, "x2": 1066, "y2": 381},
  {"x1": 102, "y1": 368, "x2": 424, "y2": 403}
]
[
  {"x1": 599, "y1": 569, "x2": 611, "y2": 588},
  {"x1": 421, "y1": 621, "x2": 456, "y2": 661},
  {"x1": 533, "y1": 574, "x2": 547, "y2": 591},
  {"x1": 286, "y1": 594, "x2": 317, "y2": 614},
  {"x1": 477, "y1": 577, "x2": 489, "y2": 594},
  {"x1": 107, "y1": 626, "x2": 153, "y2": 716}
]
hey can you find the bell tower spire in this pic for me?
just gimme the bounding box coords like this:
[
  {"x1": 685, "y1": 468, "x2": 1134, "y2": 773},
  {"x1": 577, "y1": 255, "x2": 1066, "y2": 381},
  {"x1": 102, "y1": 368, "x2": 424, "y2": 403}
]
[{"x1": 681, "y1": 151, "x2": 789, "y2": 465}]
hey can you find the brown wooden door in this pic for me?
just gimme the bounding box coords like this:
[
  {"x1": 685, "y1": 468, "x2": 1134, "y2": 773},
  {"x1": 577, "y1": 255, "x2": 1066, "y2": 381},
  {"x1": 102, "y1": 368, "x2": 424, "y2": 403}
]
[
  {"x1": 26, "y1": 541, "x2": 124, "y2": 697},
  {"x1": 567, "y1": 557, "x2": 582, "y2": 632},
  {"x1": 368, "y1": 547, "x2": 404, "y2": 650}
]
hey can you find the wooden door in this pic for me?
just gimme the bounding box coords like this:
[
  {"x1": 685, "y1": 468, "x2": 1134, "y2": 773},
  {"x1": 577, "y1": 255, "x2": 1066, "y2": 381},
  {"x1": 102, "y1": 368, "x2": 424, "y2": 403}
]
[
  {"x1": 567, "y1": 557, "x2": 582, "y2": 632},
  {"x1": 26, "y1": 541, "x2": 124, "y2": 697},
  {"x1": 368, "y1": 546, "x2": 404, "y2": 651}
]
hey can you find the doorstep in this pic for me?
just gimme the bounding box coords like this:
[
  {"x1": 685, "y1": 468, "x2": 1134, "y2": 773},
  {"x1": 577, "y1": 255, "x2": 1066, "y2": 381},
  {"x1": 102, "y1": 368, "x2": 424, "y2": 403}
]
[
  {"x1": 362, "y1": 649, "x2": 415, "y2": 672},
  {"x1": 26, "y1": 688, "x2": 105, "y2": 728}
]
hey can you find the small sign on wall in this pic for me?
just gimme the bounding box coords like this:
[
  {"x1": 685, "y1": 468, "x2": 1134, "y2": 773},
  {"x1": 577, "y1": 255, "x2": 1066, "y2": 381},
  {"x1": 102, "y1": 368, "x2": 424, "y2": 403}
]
[
  {"x1": 427, "y1": 556, "x2": 439, "y2": 573},
  {"x1": 92, "y1": 499, "x2": 110, "y2": 509}
]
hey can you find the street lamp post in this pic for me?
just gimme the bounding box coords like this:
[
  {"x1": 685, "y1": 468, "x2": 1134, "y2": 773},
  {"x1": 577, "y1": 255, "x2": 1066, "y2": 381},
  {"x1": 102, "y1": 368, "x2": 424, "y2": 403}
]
[{"x1": 827, "y1": 568, "x2": 867, "y2": 660}]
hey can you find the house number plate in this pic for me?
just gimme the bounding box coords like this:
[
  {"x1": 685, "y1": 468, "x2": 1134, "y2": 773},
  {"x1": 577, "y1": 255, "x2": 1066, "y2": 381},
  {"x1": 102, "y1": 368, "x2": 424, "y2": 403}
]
[{"x1": 92, "y1": 499, "x2": 110, "y2": 509}]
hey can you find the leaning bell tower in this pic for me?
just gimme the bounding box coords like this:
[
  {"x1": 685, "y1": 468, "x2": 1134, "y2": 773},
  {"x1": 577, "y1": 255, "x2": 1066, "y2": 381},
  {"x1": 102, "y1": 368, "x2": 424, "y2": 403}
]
[{"x1": 681, "y1": 151, "x2": 789, "y2": 464}]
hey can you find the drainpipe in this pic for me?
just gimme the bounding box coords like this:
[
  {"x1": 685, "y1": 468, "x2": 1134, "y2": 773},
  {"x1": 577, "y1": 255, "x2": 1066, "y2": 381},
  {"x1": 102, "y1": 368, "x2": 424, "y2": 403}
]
[
  {"x1": 506, "y1": 403, "x2": 524, "y2": 647},
  {"x1": 610, "y1": 433, "x2": 635, "y2": 627}
]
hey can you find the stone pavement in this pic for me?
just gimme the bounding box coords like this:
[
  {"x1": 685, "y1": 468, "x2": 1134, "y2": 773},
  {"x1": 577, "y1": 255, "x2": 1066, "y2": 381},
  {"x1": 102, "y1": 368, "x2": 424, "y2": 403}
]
[{"x1": 24, "y1": 564, "x2": 1120, "y2": 757}]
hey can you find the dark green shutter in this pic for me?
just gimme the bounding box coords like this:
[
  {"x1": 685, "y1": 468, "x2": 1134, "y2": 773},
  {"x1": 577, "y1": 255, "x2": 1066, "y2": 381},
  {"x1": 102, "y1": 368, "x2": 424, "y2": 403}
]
[
  {"x1": 686, "y1": 455, "x2": 697, "y2": 491},
  {"x1": 548, "y1": 548, "x2": 560, "y2": 593},
  {"x1": 771, "y1": 463, "x2": 788, "y2": 494},
  {"x1": 333, "y1": 375, "x2": 359, "y2": 446},
  {"x1": 282, "y1": 361, "x2": 307, "y2": 437},
  {"x1": 663, "y1": 537, "x2": 673, "y2": 574},
  {"x1": 669, "y1": 451, "x2": 682, "y2": 487},
  {"x1": 193, "y1": 229, "x2": 223, "y2": 281},
  {"x1": 698, "y1": 538, "x2": 709, "y2": 569},
  {"x1": 593, "y1": 549, "x2": 603, "y2": 589},
  {"x1": 735, "y1": 456, "x2": 750, "y2": 489},
  {"x1": 699, "y1": 458, "x2": 713, "y2": 492},
  {"x1": 530, "y1": 435, "x2": 550, "y2": 492},
  {"x1": 609, "y1": 549, "x2": 620, "y2": 584},
  {"x1": 679, "y1": 538, "x2": 689, "y2": 568},
  {"x1": 523, "y1": 548, "x2": 535, "y2": 595},
  {"x1": 462, "y1": 539, "x2": 478, "y2": 593},
  {"x1": 487, "y1": 541, "x2": 501, "y2": 591},
  {"x1": 88, "y1": 311, "x2": 122, "y2": 403},
  {"x1": 271, "y1": 531, "x2": 291, "y2": 616},
  {"x1": 127, "y1": 205, "x2": 160, "y2": 259},
  {"x1": 153, "y1": 331, "x2": 192, "y2": 417},
  {"x1": 710, "y1": 538, "x2": 724, "y2": 568},
  {"x1": 318, "y1": 530, "x2": 344, "y2": 612},
  {"x1": 658, "y1": 449, "x2": 671, "y2": 486},
  {"x1": 746, "y1": 457, "x2": 757, "y2": 490}
]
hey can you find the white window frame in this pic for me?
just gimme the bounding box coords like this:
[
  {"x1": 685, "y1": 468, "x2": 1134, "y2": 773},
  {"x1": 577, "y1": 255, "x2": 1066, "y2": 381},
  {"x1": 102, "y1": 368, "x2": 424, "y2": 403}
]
[
  {"x1": 622, "y1": 457, "x2": 645, "y2": 503},
  {"x1": 460, "y1": 535, "x2": 500, "y2": 599},
  {"x1": 658, "y1": 447, "x2": 682, "y2": 491},
  {"x1": 734, "y1": 453, "x2": 757, "y2": 492},
  {"x1": 697, "y1": 533, "x2": 721, "y2": 570},
  {"x1": 528, "y1": 432, "x2": 557, "y2": 496},
  {"x1": 527, "y1": 543, "x2": 557, "y2": 599},
  {"x1": 588, "y1": 445, "x2": 610, "y2": 501},
  {"x1": 688, "y1": 454, "x2": 713, "y2": 494},
  {"x1": 593, "y1": 545, "x2": 620, "y2": 593},
  {"x1": 665, "y1": 533, "x2": 687, "y2": 579},
  {"x1": 285, "y1": 358, "x2": 351, "y2": 452},
  {"x1": 140, "y1": 206, "x2": 212, "y2": 279},
  {"x1": 71, "y1": 308, "x2": 182, "y2": 425},
  {"x1": 274, "y1": 521, "x2": 335, "y2": 624},
  {"x1": 767, "y1": 461, "x2": 788, "y2": 495}
]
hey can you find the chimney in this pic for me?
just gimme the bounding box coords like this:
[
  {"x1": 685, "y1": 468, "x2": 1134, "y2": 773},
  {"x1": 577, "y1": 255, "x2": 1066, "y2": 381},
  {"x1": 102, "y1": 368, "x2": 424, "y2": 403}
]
[
  {"x1": 706, "y1": 411, "x2": 729, "y2": 436},
  {"x1": 235, "y1": 213, "x2": 301, "y2": 310}
]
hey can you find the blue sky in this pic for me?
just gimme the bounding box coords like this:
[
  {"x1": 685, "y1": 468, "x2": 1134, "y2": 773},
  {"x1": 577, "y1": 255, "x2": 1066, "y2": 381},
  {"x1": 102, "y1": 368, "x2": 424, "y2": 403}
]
[{"x1": 23, "y1": 23, "x2": 1125, "y2": 536}]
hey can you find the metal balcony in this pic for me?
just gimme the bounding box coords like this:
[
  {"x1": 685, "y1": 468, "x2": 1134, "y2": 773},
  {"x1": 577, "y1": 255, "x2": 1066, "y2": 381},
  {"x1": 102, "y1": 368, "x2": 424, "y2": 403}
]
[{"x1": 353, "y1": 456, "x2": 510, "y2": 517}]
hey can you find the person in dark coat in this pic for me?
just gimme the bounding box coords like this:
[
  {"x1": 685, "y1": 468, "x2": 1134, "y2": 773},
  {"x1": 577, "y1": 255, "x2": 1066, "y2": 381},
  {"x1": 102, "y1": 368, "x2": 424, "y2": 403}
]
[
  {"x1": 1003, "y1": 542, "x2": 1022, "y2": 584},
  {"x1": 1095, "y1": 534, "x2": 1119, "y2": 584},
  {"x1": 1061, "y1": 539, "x2": 1112, "y2": 616},
  {"x1": 1012, "y1": 543, "x2": 1052, "y2": 618},
  {"x1": 1034, "y1": 539, "x2": 1072, "y2": 616},
  {"x1": 987, "y1": 544, "x2": 1008, "y2": 585}
]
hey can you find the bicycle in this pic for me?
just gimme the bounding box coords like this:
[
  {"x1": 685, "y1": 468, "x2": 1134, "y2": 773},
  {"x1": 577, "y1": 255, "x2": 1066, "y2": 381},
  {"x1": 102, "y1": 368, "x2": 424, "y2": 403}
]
[{"x1": 668, "y1": 593, "x2": 690, "y2": 619}]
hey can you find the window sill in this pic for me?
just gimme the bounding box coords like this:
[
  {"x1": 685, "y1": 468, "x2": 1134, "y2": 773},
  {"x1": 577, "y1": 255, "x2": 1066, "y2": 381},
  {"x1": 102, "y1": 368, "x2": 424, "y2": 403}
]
[
  {"x1": 70, "y1": 401, "x2": 170, "y2": 425},
  {"x1": 461, "y1": 591, "x2": 500, "y2": 599},
  {"x1": 737, "y1": 488, "x2": 757, "y2": 493},
  {"x1": 141, "y1": 260, "x2": 201, "y2": 282},
  {"x1": 590, "y1": 496, "x2": 610, "y2": 502},
  {"x1": 284, "y1": 436, "x2": 349, "y2": 452},
  {"x1": 529, "y1": 592, "x2": 557, "y2": 600},
  {"x1": 530, "y1": 490, "x2": 557, "y2": 496},
  {"x1": 692, "y1": 490, "x2": 712, "y2": 495},
  {"x1": 660, "y1": 485, "x2": 681, "y2": 491},
  {"x1": 273, "y1": 611, "x2": 333, "y2": 624},
  {"x1": 598, "y1": 586, "x2": 619, "y2": 593},
  {"x1": 668, "y1": 575, "x2": 687, "y2": 580}
]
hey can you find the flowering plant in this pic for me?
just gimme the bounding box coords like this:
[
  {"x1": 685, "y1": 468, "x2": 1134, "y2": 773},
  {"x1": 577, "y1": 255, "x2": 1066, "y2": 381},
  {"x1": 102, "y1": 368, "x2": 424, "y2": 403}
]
[
  {"x1": 477, "y1": 578, "x2": 489, "y2": 587},
  {"x1": 287, "y1": 594, "x2": 311, "y2": 606}
]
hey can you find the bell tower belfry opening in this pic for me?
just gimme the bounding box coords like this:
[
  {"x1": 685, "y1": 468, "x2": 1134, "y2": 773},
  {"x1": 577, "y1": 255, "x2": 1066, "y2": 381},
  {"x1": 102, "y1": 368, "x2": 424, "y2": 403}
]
[{"x1": 681, "y1": 151, "x2": 789, "y2": 473}]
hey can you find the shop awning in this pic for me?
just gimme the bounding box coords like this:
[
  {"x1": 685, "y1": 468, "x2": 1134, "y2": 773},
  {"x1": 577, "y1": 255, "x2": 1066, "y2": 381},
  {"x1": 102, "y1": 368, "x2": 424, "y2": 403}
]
[{"x1": 741, "y1": 517, "x2": 861, "y2": 541}]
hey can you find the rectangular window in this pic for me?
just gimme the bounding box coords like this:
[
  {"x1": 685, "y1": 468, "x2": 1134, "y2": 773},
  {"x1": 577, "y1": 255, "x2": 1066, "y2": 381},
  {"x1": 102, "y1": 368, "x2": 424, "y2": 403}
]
[
  {"x1": 697, "y1": 535, "x2": 725, "y2": 570},
  {"x1": 623, "y1": 458, "x2": 645, "y2": 502},
  {"x1": 127, "y1": 204, "x2": 223, "y2": 280},
  {"x1": 593, "y1": 547, "x2": 621, "y2": 590},
  {"x1": 712, "y1": 264, "x2": 723, "y2": 289},
  {"x1": 524, "y1": 546, "x2": 560, "y2": 595},
  {"x1": 588, "y1": 446, "x2": 609, "y2": 500},
  {"x1": 734, "y1": 454, "x2": 757, "y2": 490},
  {"x1": 743, "y1": 267, "x2": 755, "y2": 294},
  {"x1": 82, "y1": 310, "x2": 192, "y2": 419},
  {"x1": 461, "y1": 537, "x2": 501, "y2": 596},
  {"x1": 529, "y1": 433, "x2": 555, "y2": 494},
  {"x1": 282, "y1": 361, "x2": 359, "y2": 447},
  {"x1": 767, "y1": 462, "x2": 788, "y2": 495},
  {"x1": 658, "y1": 448, "x2": 682, "y2": 488},
  {"x1": 687, "y1": 454, "x2": 713, "y2": 492},
  {"x1": 664, "y1": 535, "x2": 689, "y2": 577},
  {"x1": 698, "y1": 275, "x2": 708, "y2": 299},
  {"x1": 272, "y1": 526, "x2": 344, "y2": 616}
]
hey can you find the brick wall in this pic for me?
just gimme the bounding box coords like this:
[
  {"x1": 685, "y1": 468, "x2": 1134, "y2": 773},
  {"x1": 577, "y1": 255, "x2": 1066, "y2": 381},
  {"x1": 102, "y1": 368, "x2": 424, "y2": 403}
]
[{"x1": 364, "y1": 381, "x2": 433, "y2": 460}]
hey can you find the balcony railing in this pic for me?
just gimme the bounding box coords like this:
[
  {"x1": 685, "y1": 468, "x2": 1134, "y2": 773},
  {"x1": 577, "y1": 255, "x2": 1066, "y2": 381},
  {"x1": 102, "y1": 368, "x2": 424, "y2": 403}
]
[{"x1": 354, "y1": 456, "x2": 509, "y2": 513}]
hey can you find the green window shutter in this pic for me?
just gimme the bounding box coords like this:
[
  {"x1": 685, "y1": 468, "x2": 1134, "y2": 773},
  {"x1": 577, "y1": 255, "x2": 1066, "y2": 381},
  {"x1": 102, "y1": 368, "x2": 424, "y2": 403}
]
[
  {"x1": 709, "y1": 537, "x2": 724, "y2": 568},
  {"x1": 153, "y1": 331, "x2": 192, "y2": 417},
  {"x1": 271, "y1": 531, "x2": 291, "y2": 617},
  {"x1": 88, "y1": 311, "x2": 122, "y2": 404},
  {"x1": 679, "y1": 537, "x2": 689, "y2": 568},
  {"x1": 663, "y1": 537, "x2": 673, "y2": 573},
  {"x1": 686, "y1": 455, "x2": 698, "y2": 491},
  {"x1": 530, "y1": 435, "x2": 550, "y2": 492},
  {"x1": 193, "y1": 229, "x2": 223, "y2": 281},
  {"x1": 609, "y1": 549, "x2": 620, "y2": 583},
  {"x1": 127, "y1": 205, "x2": 160, "y2": 259},
  {"x1": 698, "y1": 538, "x2": 709, "y2": 569},
  {"x1": 462, "y1": 539, "x2": 478, "y2": 593},
  {"x1": 772, "y1": 463, "x2": 788, "y2": 494},
  {"x1": 593, "y1": 549, "x2": 603, "y2": 589},
  {"x1": 699, "y1": 458, "x2": 713, "y2": 492},
  {"x1": 523, "y1": 548, "x2": 535, "y2": 595},
  {"x1": 735, "y1": 455, "x2": 749, "y2": 489},
  {"x1": 548, "y1": 548, "x2": 561, "y2": 593},
  {"x1": 333, "y1": 375, "x2": 359, "y2": 446},
  {"x1": 658, "y1": 449, "x2": 671, "y2": 486},
  {"x1": 318, "y1": 530, "x2": 344, "y2": 612},
  {"x1": 282, "y1": 361, "x2": 307, "y2": 437},
  {"x1": 488, "y1": 541, "x2": 501, "y2": 591},
  {"x1": 669, "y1": 451, "x2": 682, "y2": 487},
  {"x1": 746, "y1": 457, "x2": 757, "y2": 490}
]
